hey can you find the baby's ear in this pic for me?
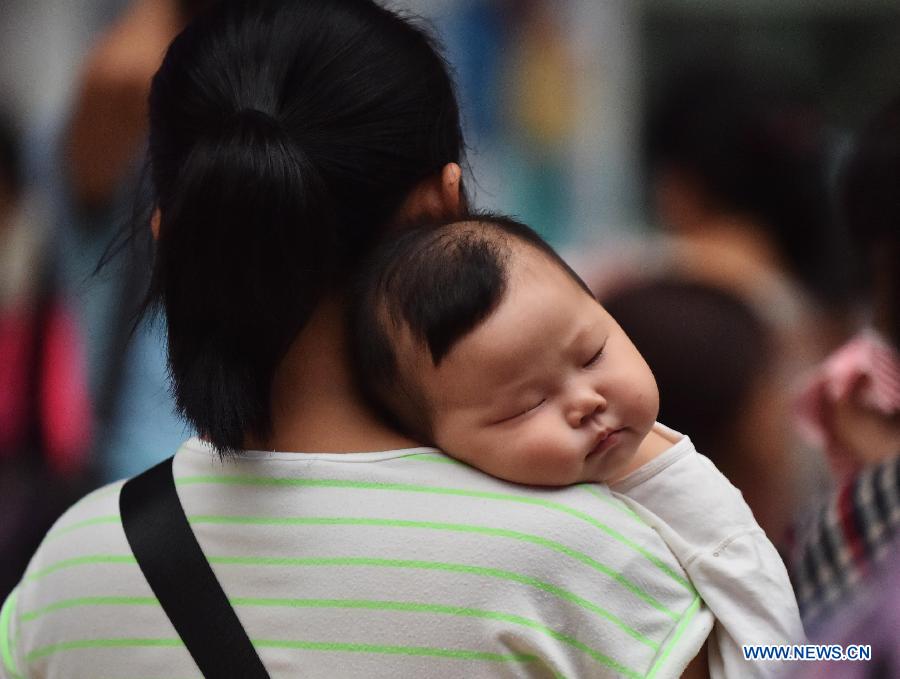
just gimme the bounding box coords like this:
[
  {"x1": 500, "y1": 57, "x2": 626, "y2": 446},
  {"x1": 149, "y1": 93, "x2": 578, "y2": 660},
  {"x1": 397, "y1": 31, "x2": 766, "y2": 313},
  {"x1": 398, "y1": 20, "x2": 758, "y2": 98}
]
[
  {"x1": 392, "y1": 162, "x2": 463, "y2": 226},
  {"x1": 439, "y1": 162, "x2": 463, "y2": 214}
]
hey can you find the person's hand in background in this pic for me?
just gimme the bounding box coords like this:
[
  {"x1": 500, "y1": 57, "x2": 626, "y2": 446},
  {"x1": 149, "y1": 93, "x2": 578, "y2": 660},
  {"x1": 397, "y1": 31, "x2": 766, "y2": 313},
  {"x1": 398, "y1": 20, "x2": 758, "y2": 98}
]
[
  {"x1": 796, "y1": 329, "x2": 900, "y2": 476},
  {"x1": 65, "y1": 0, "x2": 183, "y2": 210},
  {"x1": 831, "y1": 377, "x2": 900, "y2": 465}
]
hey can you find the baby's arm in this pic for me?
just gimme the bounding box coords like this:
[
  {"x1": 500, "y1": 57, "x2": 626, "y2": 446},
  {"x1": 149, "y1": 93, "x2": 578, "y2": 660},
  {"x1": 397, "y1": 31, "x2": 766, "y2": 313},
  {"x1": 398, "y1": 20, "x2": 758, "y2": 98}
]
[
  {"x1": 610, "y1": 426, "x2": 804, "y2": 678},
  {"x1": 610, "y1": 425, "x2": 674, "y2": 482}
]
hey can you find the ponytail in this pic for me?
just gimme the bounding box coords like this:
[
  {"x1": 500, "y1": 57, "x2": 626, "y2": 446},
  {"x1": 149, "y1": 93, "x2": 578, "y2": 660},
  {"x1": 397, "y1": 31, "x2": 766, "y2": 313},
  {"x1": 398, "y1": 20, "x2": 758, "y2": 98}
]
[
  {"x1": 145, "y1": 0, "x2": 465, "y2": 454},
  {"x1": 154, "y1": 109, "x2": 336, "y2": 451}
]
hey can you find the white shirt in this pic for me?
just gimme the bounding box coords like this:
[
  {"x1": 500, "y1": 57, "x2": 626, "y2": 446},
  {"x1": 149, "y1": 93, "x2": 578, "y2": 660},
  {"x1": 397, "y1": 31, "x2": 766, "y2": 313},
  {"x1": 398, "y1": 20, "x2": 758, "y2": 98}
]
[
  {"x1": 612, "y1": 424, "x2": 805, "y2": 678},
  {"x1": 2, "y1": 438, "x2": 713, "y2": 679}
]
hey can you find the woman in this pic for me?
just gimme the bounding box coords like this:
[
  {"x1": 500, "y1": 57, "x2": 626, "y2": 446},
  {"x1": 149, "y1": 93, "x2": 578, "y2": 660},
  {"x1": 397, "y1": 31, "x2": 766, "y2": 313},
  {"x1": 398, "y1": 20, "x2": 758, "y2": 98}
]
[{"x1": 1, "y1": 1, "x2": 713, "y2": 677}]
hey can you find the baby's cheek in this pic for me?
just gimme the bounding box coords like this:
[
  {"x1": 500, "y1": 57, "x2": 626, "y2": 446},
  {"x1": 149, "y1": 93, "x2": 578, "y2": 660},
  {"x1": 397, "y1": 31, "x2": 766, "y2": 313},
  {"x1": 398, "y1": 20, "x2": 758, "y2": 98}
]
[
  {"x1": 628, "y1": 373, "x2": 660, "y2": 424},
  {"x1": 430, "y1": 418, "x2": 487, "y2": 465},
  {"x1": 517, "y1": 422, "x2": 583, "y2": 480}
]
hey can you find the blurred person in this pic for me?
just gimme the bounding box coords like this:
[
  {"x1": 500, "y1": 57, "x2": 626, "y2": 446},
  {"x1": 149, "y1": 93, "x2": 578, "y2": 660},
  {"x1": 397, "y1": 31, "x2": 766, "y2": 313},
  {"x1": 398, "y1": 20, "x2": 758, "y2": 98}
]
[
  {"x1": 582, "y1": 67, "x2": 846, "y2": 545},
  {"x1": 601, "y1": 278, "x2": 792, "y2": 543},
  {"x1": 0, "y1": 2, "x2": 716, "y2": 677},
  {"x1": 644, "y1": 68, "x2": 848, "y2": 328},
  {"x1": 790, "y1": 95, "x2": 900, "y2": 628},
  {"x1": 0, "y1": 111, "x2": 92, "y2": 601},
  {"x1": 790, "y1": 544, "x2": 900, "y2": 679},
  {"x1": 60, "y1": 0, "x2": 214, "y2": 481},
  {"x1": 794, "y1": 94, "x2": 900, "y2": 480},
  {"x1": 791, "y1": 455, "x2": 900, "y2": 628},
  {"x1": 66, "y1": 0, "x2": 215, "y2": 211},
  {"x1": 639, "y1": 67, "x2": 854, "y2": 408}
]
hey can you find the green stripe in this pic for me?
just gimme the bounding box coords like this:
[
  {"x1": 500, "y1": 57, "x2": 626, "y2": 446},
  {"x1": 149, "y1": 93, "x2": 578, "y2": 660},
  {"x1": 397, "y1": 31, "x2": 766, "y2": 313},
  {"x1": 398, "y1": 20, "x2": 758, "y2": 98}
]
[
  {"x1": 53, "y1": 484, "x2": 121, "y2": 517},
  {"x1": 256, "y1": 639, "x2": 537, "y2": 663},
  {"x1": 19, "y1": 596, "x2": 640, "y2": 675},
  {"x1": 240, "y1": 599, "x2": 641, "y2": 676},
  {"x1": 38, "y1": 515, "x2": 680, "y2": 619},
  {"x1": 218, "y1": 557, "x2": 658, "y2": 647},
  {"x1": 24, "y1": 555, "x2": 135, "y2": 582},
  {"x1": 85, "y1": 484, "x2": 122, "y2": 502},
  {"x1": 174, "y1": 474, "x2": 692, "y2": 591},
  {"x1": 26, "y1": 637, "x2": 182, "y2": 661},
  {"x1": 580, "y1": 485, "x2": 644, "y2": 523},
  {"x1": 192, "y1": 516, "x2": 680, "y2": 619},
  {"x1": 20, "y1": 555, "x2": 658, "y2": 648},
  {"x1": 43, "y1": 475, "x2": 689, "y2": 592},
  {"x1": 45, "y1": 515, "x2": 120, "y2": 541},
  {"x1": 1, "y1": 588, "x2": 23, "y2": 679},
  {"x1": 20, "y1": 597, "x2": 157, "y2": 622},
  {"x1": 26, "y1": 637, "x2": 536, "y2": 665},
  {"x1": 645, "y1": 595, "x2": 702, "y2": 679},
  {"x1": 405, "y1": 453, "x2": 466, "y2": 466}
]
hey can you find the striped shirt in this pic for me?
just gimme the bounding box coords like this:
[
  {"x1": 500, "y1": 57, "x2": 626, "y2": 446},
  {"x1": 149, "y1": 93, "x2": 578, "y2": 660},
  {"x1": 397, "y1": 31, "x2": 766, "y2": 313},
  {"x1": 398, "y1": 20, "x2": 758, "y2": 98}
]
[
  {"x1": 1, "y1": 439, "x2": 712, "y2": 678},
  {"x1": 791, "y1": 455, "x2": 900, "y2": 627}
]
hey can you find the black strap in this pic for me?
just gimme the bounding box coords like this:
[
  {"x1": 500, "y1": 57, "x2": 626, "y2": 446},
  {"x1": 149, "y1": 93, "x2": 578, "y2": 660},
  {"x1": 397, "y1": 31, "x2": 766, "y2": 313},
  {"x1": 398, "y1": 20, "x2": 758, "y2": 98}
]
[{"x1": 120, "y1": 456, "x2": 270, "y2": 678}]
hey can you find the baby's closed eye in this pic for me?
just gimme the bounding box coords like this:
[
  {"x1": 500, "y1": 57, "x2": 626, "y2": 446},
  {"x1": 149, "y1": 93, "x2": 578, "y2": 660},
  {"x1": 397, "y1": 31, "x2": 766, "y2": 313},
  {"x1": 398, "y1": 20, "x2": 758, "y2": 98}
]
[
  {"x1": 583, "y1": 341, "x2": 607, "y2": 368},
  {"x1": 494, "y1": 398, "x2": 546, "y2": 424}
]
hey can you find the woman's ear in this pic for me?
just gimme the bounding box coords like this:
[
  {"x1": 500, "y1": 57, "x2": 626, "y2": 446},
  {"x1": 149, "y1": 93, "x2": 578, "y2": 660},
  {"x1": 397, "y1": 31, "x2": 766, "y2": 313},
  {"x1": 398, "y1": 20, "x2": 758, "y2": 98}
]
[
  {"x1": 392, "y1": 162, "x2": 464, "y2": 226},
  {"x1": 151, "y1": 208, "x2": 161, "y2": 240},
  {"x1": 440, "y1": 162, "x2": 463, "y2": 216}
]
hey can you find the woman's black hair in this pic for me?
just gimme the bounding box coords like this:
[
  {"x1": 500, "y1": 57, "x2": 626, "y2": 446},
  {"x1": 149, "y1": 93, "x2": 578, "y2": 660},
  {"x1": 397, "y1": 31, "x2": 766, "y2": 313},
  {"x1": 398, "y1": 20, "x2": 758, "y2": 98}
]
[
  {"x1": 146, "y1": 0, "x2": 464, "y2": 453},
  {"x1": 349, "y1": 212, "x2": 593, "y2": 441}
]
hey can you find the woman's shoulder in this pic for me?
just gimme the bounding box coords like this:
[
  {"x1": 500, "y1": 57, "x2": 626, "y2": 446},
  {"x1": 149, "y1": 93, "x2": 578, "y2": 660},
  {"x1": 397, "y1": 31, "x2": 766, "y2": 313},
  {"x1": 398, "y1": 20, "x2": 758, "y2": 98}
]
[
  {"x1": 6, "y1": 477, "x2": 139, "y2": 674},
  {"x1": 172, "y1": 440, "x2": 692, "y2": 585},
  {"x1": 13, "y1": 476, "x2": 130, "y2": 606},
  {"x1": 23, "y1": 478, "x2": 129, "y2": 577},
  {"x1": 175, "y1": 441, "x2": 693, "y2": 584}
]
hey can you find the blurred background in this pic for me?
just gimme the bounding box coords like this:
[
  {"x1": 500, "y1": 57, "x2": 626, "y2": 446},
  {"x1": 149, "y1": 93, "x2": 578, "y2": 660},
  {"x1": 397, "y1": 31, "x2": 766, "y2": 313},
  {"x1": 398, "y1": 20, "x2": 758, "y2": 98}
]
[{"x1": 2, "y1": 0, "x2": 899, "y2": 628}]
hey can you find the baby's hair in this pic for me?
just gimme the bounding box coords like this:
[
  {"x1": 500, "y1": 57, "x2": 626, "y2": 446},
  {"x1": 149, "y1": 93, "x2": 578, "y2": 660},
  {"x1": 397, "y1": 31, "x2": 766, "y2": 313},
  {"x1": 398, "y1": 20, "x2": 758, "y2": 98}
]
[{"x1": 350, "y1": 212, "x2": 591, "y2": 441}]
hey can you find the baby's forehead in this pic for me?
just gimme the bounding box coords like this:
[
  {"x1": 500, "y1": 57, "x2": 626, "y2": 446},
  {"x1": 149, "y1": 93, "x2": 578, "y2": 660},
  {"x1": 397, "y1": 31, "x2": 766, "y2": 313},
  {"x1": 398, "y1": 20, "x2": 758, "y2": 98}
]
[
  {"x1": 505, "y1": 240, "x2": 597, "y2": 301},
  {"x1": 507, "y1": 241, "x2": 567, "y2": 276}
]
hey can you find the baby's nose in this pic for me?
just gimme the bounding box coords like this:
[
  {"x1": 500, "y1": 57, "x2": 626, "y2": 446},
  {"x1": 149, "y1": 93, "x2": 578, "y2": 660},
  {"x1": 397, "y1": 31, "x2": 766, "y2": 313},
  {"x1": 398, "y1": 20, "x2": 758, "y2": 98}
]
[{"x1": 567, "y1": 392, "x2": 607, "y2": 428}]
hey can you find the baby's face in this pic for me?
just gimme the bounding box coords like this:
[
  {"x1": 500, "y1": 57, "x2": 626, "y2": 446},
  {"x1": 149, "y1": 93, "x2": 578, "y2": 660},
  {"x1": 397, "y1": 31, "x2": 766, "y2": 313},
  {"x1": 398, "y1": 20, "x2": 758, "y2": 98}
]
[{"x1": 420, "y1": 249, "x2": 660, "y2": 486}]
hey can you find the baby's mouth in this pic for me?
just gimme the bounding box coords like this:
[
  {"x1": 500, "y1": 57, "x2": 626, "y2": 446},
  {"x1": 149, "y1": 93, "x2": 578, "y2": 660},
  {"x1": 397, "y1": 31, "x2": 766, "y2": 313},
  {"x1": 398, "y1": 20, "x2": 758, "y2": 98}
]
[{"x1": 588, "y1": 428, "x2": 624, "y2": 458}]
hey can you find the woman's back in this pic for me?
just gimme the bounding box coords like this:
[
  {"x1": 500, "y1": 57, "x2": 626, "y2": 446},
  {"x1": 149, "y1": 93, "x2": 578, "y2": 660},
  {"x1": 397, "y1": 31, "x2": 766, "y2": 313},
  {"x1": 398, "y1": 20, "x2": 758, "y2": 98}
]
[{"x1": 5, "y1": 440, "x2": 711, "y2": 678}]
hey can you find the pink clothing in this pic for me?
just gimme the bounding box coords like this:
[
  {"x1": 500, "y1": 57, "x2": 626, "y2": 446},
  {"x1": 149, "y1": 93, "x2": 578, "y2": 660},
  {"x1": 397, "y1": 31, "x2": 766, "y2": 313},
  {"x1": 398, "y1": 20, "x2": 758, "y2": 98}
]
[
  {"x1": 0, "y1": 297, "x2": 91, "y2": 474},
  {"x1": 794, "y1": 329, "x2": 900, "y2": 476}
]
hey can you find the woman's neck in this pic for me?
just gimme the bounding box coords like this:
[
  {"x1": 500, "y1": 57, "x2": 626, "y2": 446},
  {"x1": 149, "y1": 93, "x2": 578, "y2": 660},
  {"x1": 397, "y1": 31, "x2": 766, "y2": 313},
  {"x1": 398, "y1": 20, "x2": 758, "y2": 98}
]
[{"x1": 256, "y1": 295, "x2": 421, "y2": 453}]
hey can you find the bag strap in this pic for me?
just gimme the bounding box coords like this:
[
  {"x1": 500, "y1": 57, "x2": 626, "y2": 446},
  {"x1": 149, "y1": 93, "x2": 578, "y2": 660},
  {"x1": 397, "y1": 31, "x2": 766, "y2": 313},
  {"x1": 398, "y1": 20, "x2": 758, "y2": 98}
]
[{"x1": 120, "y1": 456, "x2": 270, "y2": 678}]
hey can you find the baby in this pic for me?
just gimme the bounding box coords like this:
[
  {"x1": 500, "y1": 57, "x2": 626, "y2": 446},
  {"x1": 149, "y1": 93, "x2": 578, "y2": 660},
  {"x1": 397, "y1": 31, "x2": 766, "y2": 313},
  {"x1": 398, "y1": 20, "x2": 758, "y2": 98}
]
[
  {"x1": 350, "y1": 213, "x2": 805, "y2": 676},
  {"x1": 352, "y1": 213, "x2": 669, "y2": 486}
]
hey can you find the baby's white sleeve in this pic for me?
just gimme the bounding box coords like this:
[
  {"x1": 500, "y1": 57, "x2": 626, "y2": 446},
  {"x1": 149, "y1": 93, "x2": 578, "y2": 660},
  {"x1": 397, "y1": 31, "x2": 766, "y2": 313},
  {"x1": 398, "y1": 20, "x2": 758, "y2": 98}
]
[
  {"x1": 611, "y1": 431, "x2": 804, "y2": 678},
  {"x1": 687, "y1": 529, "x2": 804, "y2": 678}
]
